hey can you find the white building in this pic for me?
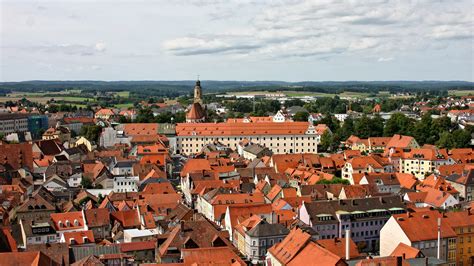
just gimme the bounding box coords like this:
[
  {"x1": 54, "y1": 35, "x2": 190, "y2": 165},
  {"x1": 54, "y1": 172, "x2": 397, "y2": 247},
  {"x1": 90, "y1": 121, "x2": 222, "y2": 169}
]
[{"x1": 113, "y1": 176, "x2": 139, "y2": 192}]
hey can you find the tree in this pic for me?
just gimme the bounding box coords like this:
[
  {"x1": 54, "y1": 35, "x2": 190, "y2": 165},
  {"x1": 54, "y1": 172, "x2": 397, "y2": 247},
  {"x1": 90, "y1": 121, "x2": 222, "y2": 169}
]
[
  {"x1": 383, "y1": 113, "x2": 414, "y2": 136},
  {"x1": 293, "y1": 111, "x2": 309, "y2": 122},
  {"x1": 354, "y1": 115, "x2": 372, "y2": 138},
  {"x1": 412, "y1": 114, "x2": 433, "y2": 145},
  {"x1": 320, "y1": 131, "x2": 338, "y2": 152},
  {"x1": 337, "y1": 117, "x2": 354, "y2": 140},
  {"x1": 135, "y1": 108, "x2": 155, "y2": 123},
  {"x1": 436, "y1": 129, "x2": 471, "y2": 149},
  {"x1": 317, "y1": 177, "x2": 350, "y2": 185},
  {"x1": 81, "y1": 176, "x2": 93, "y2": 189},
  {"x1": 319, "y1": 114, "x2": 340, "y2": 132},
  {"x1": 452, "y1": 129, "x2": 471, "y2": 148},
  {"x1": 80, "y1": 125, "x2": 102, "y2": 143}
]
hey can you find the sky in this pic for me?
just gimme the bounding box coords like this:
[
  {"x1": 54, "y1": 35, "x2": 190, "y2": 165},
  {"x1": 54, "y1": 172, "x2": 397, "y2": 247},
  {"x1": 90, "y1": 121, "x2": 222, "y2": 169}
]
[{"x1": 1, "y1": 0, "x2": 473, "y2": 82}]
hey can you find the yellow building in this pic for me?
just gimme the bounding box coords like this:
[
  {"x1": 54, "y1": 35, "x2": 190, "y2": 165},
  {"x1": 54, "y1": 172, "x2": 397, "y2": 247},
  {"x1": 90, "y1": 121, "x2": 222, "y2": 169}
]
[
  {"x1": 445, "y1": 210, "x2": 474, "y2": 266},
  {"x1": 400, "y1": 148, "x2": 452, "y2": 180}
]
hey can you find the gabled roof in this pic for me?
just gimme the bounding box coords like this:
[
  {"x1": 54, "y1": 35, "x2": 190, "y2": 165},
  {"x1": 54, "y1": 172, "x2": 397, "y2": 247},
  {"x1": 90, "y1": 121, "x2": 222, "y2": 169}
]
[
  {"x1": 17, "y1": 194, "x2": 55, "y2": 213},
  {"x1": 0, "y1": 251, "x2": 56, "y2": 266},
  {"x1": 316, "y1": 237, "x2": 360, "y2": 259},
  {"x1": 159, "y1": 219, "x2": 233, "y2": 256},
  {"x1": 63, "y1": 230, "x2": 95, "y2": 245},
  {"x1": 390, "y1": 242, "x2": 422, "y2": 259},
  {"x1": 347, "y1": 155, "x2": 384, "y2": 169},
  {"x1": 288, "y1": 241, "x2": 346, "y2": 266},
  {"x1": 395, "y1": 173, "x2": 418, "y2": 189},
  {"x1": 268, "y1": 228, "x2": 311, "y2": 265},
  {"x1": 386, "y1": 134, "x2": 417, "y2": 149},
  {"x1": 186, "y1": 103, "x2": 206, "y2": 120},
  {"x1": 180, "y1": 159, "x2": 212, "y2": 177},
  {"x1": 0, "y1": 142, "x2": 34, "y2": 170},
  {"x1": 50, "y1": 211, "x2": 85, "y2": 231},
  {"x1": 110, "y1": 210, "x2": 140, "y2": 228},
  {"x1": 142, "y1": 182, "x2": 176, "y2": 195},
  {"x1": 392, "y1": 210, "x2": 456, "y2": 241},
  {"x1": 123, "y1": 123, "x2": 158, "y2": 136},
  {"x1": 246, "y1": 220, "x2": 289, "y2": 237},
  {"x1": 181, "y1": 247, "x2": 246, "y2": 266},
  {"x1": 84, "y1": 208, "x2": 110, "y2": 227},
  {"x1": 120, "y1": 240, "x2": 156, "y2": 252}
]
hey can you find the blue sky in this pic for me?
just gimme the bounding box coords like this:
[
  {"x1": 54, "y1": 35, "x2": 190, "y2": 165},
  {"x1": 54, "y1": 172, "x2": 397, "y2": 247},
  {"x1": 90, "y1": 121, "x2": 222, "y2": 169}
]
[{"x1": 1, "y1": 0, "x2": 473, "y2": 81}]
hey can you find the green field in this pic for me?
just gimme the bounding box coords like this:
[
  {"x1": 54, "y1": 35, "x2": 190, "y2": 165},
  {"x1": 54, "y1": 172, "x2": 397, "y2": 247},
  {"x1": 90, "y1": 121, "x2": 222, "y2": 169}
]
[
  {"x1": 114, "y1": 103, "x2": 134, "y2": 108},
  {"x1": 449, "y1": 90, "x2": 474, "y2": 96},
  {"x1": 115, "y1": 91, "x2": 130, "y2": 98},
  {"x1": 0, "y1": 90, "x2": 137, "y2": 108}
]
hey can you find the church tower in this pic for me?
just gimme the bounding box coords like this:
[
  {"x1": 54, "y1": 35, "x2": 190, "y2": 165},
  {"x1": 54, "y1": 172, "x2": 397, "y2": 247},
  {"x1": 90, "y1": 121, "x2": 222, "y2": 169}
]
[
  {"x1": 186, "y1": 79, "x2": 206, "y2": 123},
  {"x1": 194, "y1": 79, "x2": 202, "y2": 104}
]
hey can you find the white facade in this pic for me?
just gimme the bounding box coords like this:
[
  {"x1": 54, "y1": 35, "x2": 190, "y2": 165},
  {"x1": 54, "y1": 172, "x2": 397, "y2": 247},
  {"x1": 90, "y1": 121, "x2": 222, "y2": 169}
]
[
  {"x1": 335, "y1": 113, "x2": 349, "y2": 122},
  {"x1": 379, "y1": 216, "x2": 412, "y2": 256},
  {"x1": 113, "y1": 176, "x2": 139, "y2": 192}
]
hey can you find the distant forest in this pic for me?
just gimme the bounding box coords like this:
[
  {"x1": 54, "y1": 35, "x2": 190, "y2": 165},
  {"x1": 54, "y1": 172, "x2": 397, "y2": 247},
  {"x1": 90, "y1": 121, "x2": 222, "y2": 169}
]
[{"x1": 0, "y1": 80, "x2": 472, "y2": 98}]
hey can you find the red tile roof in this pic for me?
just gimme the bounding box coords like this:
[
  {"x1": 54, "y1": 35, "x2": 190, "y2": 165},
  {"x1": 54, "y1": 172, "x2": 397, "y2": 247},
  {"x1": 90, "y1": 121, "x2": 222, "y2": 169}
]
[
  {"x1": 84, "y1": 208, "x2": 110, "y2": 227},
  {"x1": 180, "y1": 159, "x2": 212, "y2": 177},
  {"x1": 176, "y1": 121, "x2": 314, "y2": 136},
  {"x1": 120, "y1": 240, "x2": 156, "y2": 252},
  {"x1": 316, "y1": 238, "x2": 360, "y2": 259},
  {"x1": 0, "y1": 251, "x2": 56, "y2": 266},
  {"x1": 288, "y1": 241, "x2": 345, "y2": 266},
  {"x1": 142, "y1": 183, "x2": 176, "y2": 195},
  {"x1": 50, "y1": 211, "x2": 85, "y2": 231},
  {"x1": 181, "y1": 247, "x2": 246, "y2": 266},
  {"x1": 186, "y1": 103, "x2": 206, "y2": 120},
  {"x1": 268, "y1": 228, "x2": 311, "y2": 264},
  {"x1": 0, "y1": 142, "x2": 34, "y2": 170},
  {"x1": 390, "y1": 242, "x2": 422, "y2": 259},
  {"x1": 110, "y1": 210, "x2": 140, "y2": 228},
  {"x1": 63, "y1": 230, "x2": 95, "y2": 245},
  {"x1": 395, "y1": 173, "x2": 418, "y2": 189},
  {"x1": 386, "y1": 134, "x2": 417, "y2": 149},
  {"x1": 123, "y1": 123, "x2": 158, "y2": 136},
  {"x1": 392, "y1": 210, "x2": 456, "y2": 241}
]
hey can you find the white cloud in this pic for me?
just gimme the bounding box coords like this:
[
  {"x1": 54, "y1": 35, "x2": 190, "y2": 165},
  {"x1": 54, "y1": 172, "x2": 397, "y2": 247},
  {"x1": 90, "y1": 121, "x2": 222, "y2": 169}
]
[
  {"x1": 162, "y1": 0, "x2": 473, "y2": 60},
  {"x1": 378, "y1": 57, "x2": 394, "y2": 62}
]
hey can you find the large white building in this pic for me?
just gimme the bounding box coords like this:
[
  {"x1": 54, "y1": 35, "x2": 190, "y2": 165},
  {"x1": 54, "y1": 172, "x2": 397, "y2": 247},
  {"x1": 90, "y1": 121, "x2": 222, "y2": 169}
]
[{"x1": 175, "y1": 121, "x2": 321, "y2": 155}]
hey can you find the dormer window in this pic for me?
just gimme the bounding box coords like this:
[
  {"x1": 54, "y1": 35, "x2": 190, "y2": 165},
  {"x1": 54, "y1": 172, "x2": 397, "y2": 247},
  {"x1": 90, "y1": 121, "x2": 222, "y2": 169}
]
[
  {"x1": 58, "y1": 221, "x2": 63, "y2": 228},
  {"x1": 74, "y1": 219, "x2": 79, "y2": 226},
  {"x1": 66, "y1": 220, "x2": 70, "y2": 227}
]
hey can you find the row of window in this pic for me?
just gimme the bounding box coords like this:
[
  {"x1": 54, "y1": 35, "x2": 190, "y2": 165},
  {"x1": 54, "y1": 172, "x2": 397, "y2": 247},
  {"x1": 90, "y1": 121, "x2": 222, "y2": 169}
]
[
  {"x1": 179, "y1": 148, "x2": 316, "y2": 154},
  {"x1": 180, "y1": 136, "x2": 317, "y2": 142}
]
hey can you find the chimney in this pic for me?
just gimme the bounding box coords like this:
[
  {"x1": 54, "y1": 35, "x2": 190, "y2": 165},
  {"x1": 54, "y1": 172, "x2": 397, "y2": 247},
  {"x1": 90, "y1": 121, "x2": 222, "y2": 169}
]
[
  {"x1": 345, "y1": 229, "x2": 350, "y2": 261},
  {"x1": 437, "y1": 217, "x2": 441, "y2": 260}
]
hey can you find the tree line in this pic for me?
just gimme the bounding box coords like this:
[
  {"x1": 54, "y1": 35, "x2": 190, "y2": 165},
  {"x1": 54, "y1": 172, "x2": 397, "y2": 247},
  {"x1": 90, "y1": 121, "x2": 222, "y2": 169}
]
[{"x1": 319, "y1": 112, "x2": 473, "y2": 151}]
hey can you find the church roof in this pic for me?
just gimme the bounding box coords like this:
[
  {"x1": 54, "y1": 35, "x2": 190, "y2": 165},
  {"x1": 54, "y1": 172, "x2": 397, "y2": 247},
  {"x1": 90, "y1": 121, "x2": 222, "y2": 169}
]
[{"x1": 186, "y1": 103, "x2": 205, "y2": 120}]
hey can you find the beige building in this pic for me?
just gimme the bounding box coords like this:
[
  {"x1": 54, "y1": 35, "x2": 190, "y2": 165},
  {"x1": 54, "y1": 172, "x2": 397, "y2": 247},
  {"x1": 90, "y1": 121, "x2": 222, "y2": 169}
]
[{"x1": 175, "y1": 121, "x2": 320, "y2": 155}]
